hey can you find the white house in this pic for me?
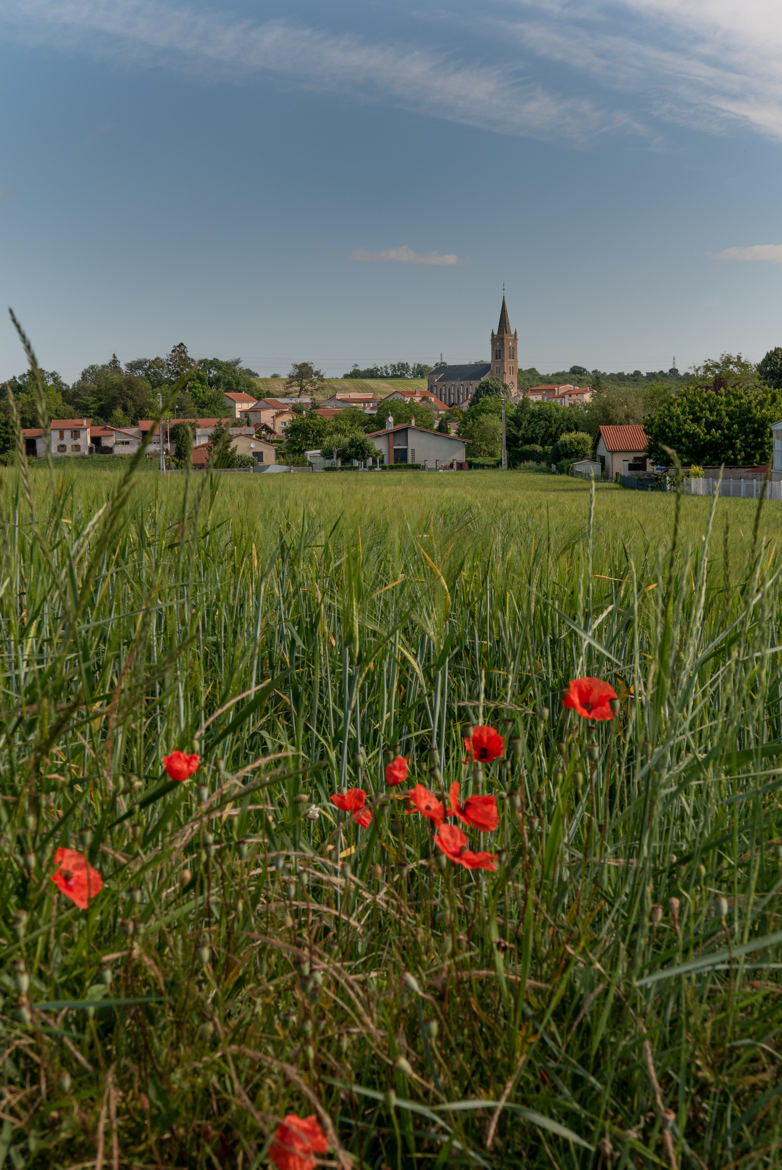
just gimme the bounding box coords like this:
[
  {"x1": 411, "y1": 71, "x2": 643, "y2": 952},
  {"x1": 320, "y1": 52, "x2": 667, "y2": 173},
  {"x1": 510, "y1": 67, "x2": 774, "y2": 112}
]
[
  {"x1": 595, "y1": 425, "x2": 650, "y2": 479},
  {"x1": 772, "y1": 420, "x2": 782, "y2": 473},
  {"x1": 366, "y1": 421, "x2": 467, "y2": 469}
]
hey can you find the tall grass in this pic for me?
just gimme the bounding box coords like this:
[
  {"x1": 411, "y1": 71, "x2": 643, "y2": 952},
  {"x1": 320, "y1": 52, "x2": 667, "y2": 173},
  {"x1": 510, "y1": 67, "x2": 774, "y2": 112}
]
[{"x1": 0, "y1": 461, "x2": 780, "y2": 1168}]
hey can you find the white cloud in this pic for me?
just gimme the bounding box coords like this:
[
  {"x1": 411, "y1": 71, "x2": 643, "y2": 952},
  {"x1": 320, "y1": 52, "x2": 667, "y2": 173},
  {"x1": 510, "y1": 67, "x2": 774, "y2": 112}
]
[
  {"x1": 505, "y1": 0, "x2": 782, "y2": 140},
  {"x1": 713, "y1": 245, "x2": 782, "y2": 262},
  {"x1": 0, "y1": 0, "x2": 646, "y2": 142},
  {"x1": 351, "y1": 246, "x2": 460, "y2": 266}
]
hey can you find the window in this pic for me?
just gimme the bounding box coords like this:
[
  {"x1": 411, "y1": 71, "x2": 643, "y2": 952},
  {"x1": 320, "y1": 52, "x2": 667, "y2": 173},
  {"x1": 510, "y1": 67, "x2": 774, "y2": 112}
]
[
  {"x1": 393, "y1": 447, "x2": 408, "y2": 464},
  {"x1": 71, "y1": 429, "x2": 80, "y2": 439},
  {"x1": 57, "y1": 444, "x2": 66, "y2": 452},
  {"x1": 59, "y1": 430, "x2": 65, "y2": 440},
  {"x1": 71, "y1": 444, "x2": 80, "y2": 452}
]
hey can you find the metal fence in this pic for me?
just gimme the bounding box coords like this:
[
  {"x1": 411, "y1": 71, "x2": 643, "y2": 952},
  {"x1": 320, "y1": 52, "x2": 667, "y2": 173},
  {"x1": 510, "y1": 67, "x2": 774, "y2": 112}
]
[{"x1": 683, "y1": 477, "x2": 782, "y2": 501}]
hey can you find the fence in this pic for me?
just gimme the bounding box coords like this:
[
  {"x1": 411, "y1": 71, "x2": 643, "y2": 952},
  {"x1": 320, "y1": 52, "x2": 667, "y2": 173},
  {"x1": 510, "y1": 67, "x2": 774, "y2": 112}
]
[
  {"x1": 619, "y1": 475, "x2": 665, "y2": 492},
  {"x1": 683, "y1": 477, "x2": 782, "y2": 501}
]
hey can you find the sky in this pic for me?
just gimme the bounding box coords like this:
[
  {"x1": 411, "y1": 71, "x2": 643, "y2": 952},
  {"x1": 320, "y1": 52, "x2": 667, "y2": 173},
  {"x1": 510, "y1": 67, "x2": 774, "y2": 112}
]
[{"x1": 2, "y1": 0, "x2": 782, "y2": 382}]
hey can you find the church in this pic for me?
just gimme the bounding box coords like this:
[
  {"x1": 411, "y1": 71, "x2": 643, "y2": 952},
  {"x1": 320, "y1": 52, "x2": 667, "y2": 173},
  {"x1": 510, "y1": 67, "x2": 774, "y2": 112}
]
[{"x1": 427, "y1": 296, "x2": 518, "y2": 408}]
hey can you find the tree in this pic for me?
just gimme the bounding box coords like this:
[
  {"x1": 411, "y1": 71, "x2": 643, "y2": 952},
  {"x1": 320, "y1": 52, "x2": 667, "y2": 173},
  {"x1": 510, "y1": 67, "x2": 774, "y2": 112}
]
[
  {"x1": 170, "y1": 421, "x2": 194, "y2": 468},
  {"x1": 758, "y1": 347, "x2": 782, "y2": 390},
  {"x1": 369, "y1": 400, "x2": 434, "y2": 432},
  {"x1": 461, "y1": 400, "x2": 503, "y2": 460},
  {"x1": 470, "y1": 377, "x2": 507, "y2": 407},
  {"x1": 334, "y1": 434, "x2": 378, "y2": 464},
  {"x1": 550, "y1": 431, "x2": 593, "y2": 465},
  {"x1": 279, "y1": 413, "x2": 330, "y2": 457},
  {"x1": 286, "y1": 362, "x2": 325, "y2": 399},
  {"x1": 166, "y1": 343, "x2": 194, "y2": 381},
  {"x1": 644, "y1": 354, "x2": 782, "y2": 466}
]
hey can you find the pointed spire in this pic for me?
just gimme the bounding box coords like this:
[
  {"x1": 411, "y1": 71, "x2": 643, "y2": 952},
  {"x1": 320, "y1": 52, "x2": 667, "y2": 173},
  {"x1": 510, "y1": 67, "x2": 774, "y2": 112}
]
[{"x1": 497, "y1": 295, "x2": 511, "y2": 335}]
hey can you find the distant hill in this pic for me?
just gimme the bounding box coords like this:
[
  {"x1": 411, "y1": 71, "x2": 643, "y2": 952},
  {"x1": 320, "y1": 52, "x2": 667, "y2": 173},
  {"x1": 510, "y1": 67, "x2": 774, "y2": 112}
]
[{"x1": 252, "y1": 377, "x2": 428, "y2": 402}]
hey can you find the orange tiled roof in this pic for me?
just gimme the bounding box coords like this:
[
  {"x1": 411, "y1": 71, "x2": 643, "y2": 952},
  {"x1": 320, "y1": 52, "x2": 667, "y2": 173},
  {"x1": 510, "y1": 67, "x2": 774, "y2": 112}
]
[{"x1": 598, "y1": 425, "x2": 648, "y2": 452}]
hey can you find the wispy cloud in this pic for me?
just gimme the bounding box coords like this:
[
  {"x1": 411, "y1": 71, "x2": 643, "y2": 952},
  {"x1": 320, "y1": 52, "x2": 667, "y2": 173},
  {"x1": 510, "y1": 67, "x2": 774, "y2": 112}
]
[
  {"x1": 504, "y1": 0, "x2": 782, "y2": 140},
  {"x1": 0, "y1": 0, "x2": 645, "y2": 142},
  {"x1": 713, "y1": 244, "x2": 782, "y2": 262},
  {"x1": 352, "y1": 245, "x2": 460, "y2": 266}
]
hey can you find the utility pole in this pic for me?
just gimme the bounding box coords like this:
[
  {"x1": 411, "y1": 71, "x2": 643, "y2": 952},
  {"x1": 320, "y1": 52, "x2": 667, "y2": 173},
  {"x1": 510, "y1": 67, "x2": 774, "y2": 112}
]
[
  {"x1": 158, "y1": 392, "x2": 165, "y2": 473},
  {"x1": 501, "y1": 383, "x2": 508, "y2": 471}
]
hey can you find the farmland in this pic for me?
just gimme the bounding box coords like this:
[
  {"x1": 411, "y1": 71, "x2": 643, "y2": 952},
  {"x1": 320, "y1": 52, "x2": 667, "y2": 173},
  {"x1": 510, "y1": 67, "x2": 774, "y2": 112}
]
[{"x1": 1, "y1": 465, "x2": 781, "y2": 1168}]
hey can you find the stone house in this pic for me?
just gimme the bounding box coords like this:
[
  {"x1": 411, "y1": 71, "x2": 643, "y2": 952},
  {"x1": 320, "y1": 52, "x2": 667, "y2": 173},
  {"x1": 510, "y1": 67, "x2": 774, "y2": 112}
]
[{"x1": 595, "y1": 425, "x2": 650, "y2": 478}]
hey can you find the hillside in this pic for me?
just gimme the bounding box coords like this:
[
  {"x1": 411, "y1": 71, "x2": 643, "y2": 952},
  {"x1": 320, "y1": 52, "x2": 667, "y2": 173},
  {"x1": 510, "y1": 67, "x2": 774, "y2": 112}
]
[{"x1": 252, "y1": 376, "x2": 428, "y2": 402}]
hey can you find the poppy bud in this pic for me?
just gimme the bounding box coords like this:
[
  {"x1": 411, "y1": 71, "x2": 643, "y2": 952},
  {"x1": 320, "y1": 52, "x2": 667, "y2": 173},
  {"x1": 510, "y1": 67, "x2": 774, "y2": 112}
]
[
  {"x1": 24, "y1": 813, "x2": 36, "y2": 832},
  {"x1": 59, "y1": 1072, "x2": 72, "y2": 1093},
  {"x1": 12, "y1": 960, "x2": 29, "y2": 995},
  {"x1": 13, "y1": 910, "x2": 27, "y2": 937},
  {"x1": 510, "y1": 735, "x2": 523, "y2": 758},
  {"x1": 311, "y1": 969, "x2": 324, "y2": 987},
  {"x1": 16, "y1": 1000, "x2": 32, "y2": 1026},
  {"x1": 302, "y1": 1017, "x2": 313, "y2": 1036},
  {"x1": 586, "y1": 743, "x2": 600, "y2": 762},
  {"x1": 180, "y1": 868, "x2": 192, "y2": 886},
  {"x1": 402, "y1": 972, "x2": 423, "y2": 996},
  {"x1": 557, "y1": 740, "x2": 567, "y2": 756},
  {"x1": 509, "y1": 792, "x2": 522, "y2": 812},
  {"x1": 669, "y1": 896, "x2": 681, "y2": 933},
  {"x1": 294, "y1": 793, "x2": 309, "y2": 804},
  {"x1": 197, "y1": 945, "x2": 211, "y2": 966},
  {"x1": 99, "y1": 964, "x2": 112, "y2": 986},
  {"x1": 435, "y1": 853, "x2": 447, "y2": 871},
  {"x1": 305, "y1": 1044, "x2": 315, "y2": 1064},
  {"x1": 394, "y1": 1056, "x2": 414, "y2": 1077},
  {"x1": 650, "y1": 904, "x2": 663, "y2": 929},
  {"x1": 196, "y1": 785, "x2": 209, "y2": 803},
  {"x1": 424, "y1": 1017, "x2": 439, "y2": 1040},
  {"x1": 716, "y1": 896, "x2": 729, "y2": 921},
  {"x1": 23, "y1": 851, "x2": 35, "y2": 871}
]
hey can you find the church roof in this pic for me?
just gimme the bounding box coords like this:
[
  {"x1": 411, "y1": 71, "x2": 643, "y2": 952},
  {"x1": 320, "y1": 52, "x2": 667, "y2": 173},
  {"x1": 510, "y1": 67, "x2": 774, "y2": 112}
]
[
  {"x1": 496, "y1": 295, "x2": 512, "y2": 335},
  {"x1": 430, "y1": 362, "x2": 491, "y2": 384}
]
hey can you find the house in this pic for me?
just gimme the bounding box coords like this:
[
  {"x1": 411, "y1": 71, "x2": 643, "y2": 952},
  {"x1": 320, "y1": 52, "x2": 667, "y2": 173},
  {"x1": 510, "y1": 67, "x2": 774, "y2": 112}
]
[
  {"x1": 772, "y1": 420, "x2": 782, "y2": 473},
  {"x1": 366, "y1": 422, "x2": 467, "y2": 469},
  {"x1": 525, "y1": 384, "x2": 593, "y2": 407},
  {"x1": 45, "y1": 419, "x2": 92, "y2": 456},
  {"x1": 320, "y1": 392, "x2": 380, "y2": 413},
  {"x1": 595, "y1": 425, "x2": 650, "y2": 479},
  {"x1": 223, "y1": 391, "x2": 257, "y2": 419},
  {"x1": 428, "y1": 296, "x2": 518, "y2": 407},
  {"x1": 382, "y1": 388, "x2": 448, "y2": 414},
  {"x1": 246, "y1": 400, "x2": 298, "y2": 434}
]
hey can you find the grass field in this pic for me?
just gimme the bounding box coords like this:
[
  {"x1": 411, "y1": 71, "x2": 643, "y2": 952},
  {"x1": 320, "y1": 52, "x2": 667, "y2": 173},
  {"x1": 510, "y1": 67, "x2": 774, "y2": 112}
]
[
  {"x1": 1, "y1": 463, "x2": 781, "y2": 1168},
  {"x1": 252, "y1": 377, "x2": 428, "y2": 401}
]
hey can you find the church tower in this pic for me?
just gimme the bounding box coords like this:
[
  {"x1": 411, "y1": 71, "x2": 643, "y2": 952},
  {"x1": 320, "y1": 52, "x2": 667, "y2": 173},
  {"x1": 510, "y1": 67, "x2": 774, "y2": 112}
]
[{"x1": 490, "y1": 295, "x2": 518, "y2": 401}]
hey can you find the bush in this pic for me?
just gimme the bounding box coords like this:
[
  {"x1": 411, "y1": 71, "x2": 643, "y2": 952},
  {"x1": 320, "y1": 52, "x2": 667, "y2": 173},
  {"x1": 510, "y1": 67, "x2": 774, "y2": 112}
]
[
  {"x1": 550, "y1": 430, "x2": 593, "y2": 465},
  {"x1": 513, "y1": 443, "x2": 546, "y2": 465}
]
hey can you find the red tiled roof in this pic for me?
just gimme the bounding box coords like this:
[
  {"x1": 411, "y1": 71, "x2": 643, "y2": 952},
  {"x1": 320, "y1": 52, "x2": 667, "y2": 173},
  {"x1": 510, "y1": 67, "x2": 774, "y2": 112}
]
[
  {"x1": 224, "y1": 391, "x2": 256, "y2": 403},
  {"x1": 315, "y1": 408, "x2": 343, "y2": 419},
  {"x1": 51, "y1": 418, "x2": 91, "y2": 428},
  {"x1": 90, "y1": 426, "x2": 113, "y2": 437},
  {"x1": 22, "y1": 428, "x2": 42, "y2": 437},
  {"x1": 191, "y1": 443, "x2": 211, "y2": 466},
  {"x1": 366, "y1": 424, "x2": 468, "y2": 441},
  {"x1": 598, "y1": 425, "x2": 648, "y2": 452}
]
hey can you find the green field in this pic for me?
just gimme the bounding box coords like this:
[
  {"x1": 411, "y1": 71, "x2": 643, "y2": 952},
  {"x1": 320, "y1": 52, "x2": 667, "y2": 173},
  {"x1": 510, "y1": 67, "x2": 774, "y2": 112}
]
[
  {"x1": 252, "y1": 376, "x2": 429, "y2": 400},
  {"x1": 2, "y1": 465, "x2": 781, "y2": 1168}
]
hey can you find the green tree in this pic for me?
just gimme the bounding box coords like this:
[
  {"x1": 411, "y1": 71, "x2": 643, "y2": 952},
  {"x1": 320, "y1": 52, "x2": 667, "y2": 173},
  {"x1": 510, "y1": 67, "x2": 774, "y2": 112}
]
[
  {"x1": 550, "y1": 431, "x2": 593, "y2": 465},
  {"x1": 370, "y1": 400, "x2": 434, "y2": 431},
  {"x1": 758, "y1": 347, "x2": 782, "y2": 390},
  {"x1": 334, "y1": 434, "x2": 378, "y2": 464},
  {"x1": 279, "y1": 413, "x2": 330, "y2": 458},
  {"x1": 461, "y1": 403, "x2": 503, "y2": 460},
  {"x1": 286, "y1": 361, "x2": 325, "y2": 399},
  {"x1": 170, "y1": 421, "x2": 194, "y2": 468},
  {"x1": 644, "y1": 354, "x2": 782, "y2": 466},
  {"x1": 470, "y1": 376, "x2": 508, "y2": 407}
]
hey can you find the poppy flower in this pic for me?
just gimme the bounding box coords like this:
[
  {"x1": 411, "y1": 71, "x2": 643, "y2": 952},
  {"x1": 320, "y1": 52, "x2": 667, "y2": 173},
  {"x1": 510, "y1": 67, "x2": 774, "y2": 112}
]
[
  {"x1": 385, "y1": 755, "x2": 409, "y2": 787},
  {"x1": 269, "y1": 1112, "x2": 329, "y2": 1170},
  {"x1": 330, "y1": 788, "x2": 372, "y2": 828},
  {"x1": 433, "y1": 823, "x2": 497, "y2": 872},
  {"x1": 446, "y1": 782, "x2": 499, "y2": 832},
  {"x1": 464, "y1": 725, "x2": 504, "y2": 763},
  {"x1": 51, "y1": 847, "x2": 103, "y2": 909},
  {"x1": 406, "y1": 783, "x2": 445, "y2": 824},
  {"x1": 562, "y1": 677, "x2": 618, "y2": 721},
  {"x1": 163, "y1": 751, "x2": 201, "y2": 781}
]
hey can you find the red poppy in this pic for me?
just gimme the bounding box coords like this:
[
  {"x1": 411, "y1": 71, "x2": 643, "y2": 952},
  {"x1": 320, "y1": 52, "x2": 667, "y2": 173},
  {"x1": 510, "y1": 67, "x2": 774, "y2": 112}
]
[
  {"x1": 446, "y1": 782, "x2": 499, "y2": 831},
  {"x1": 269, "y1": 1112, "x2": 329, "y2": 1170},
  {"x1": 406, "y1": 783, "x2": 445, "y2": 824},
  {"x1": 51, "y1": 847, "x2": 103, "y2": 909},
  {"x1": 562, "y1": 677, "x2": 618, "y2": 721},
  {"x1": 163, "y1": 751, "x2": 201, "y2": 781},
  {"x1": 385, "y1": 755, "x2": 409, "y2": 786},
  {"x1": 330, "y1": 788, "x2": 372, "y2": 828},
  {"x1": 463, "y1": 725, "x2": 504, "y2": 762},
  {"x1": 433, "y1": 823, "x2": 497, "y2": 872}
]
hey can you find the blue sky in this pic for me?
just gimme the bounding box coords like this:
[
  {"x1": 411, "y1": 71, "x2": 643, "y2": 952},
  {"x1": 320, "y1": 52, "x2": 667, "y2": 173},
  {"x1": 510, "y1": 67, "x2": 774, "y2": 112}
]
[{"x1": 2, "y1": 0, "x2": 782, "y2": 382}]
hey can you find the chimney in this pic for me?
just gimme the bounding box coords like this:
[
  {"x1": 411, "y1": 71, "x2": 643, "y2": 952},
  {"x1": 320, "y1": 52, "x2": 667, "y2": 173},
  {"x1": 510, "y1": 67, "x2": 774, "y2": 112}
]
[
  {"x1": 385, "y1": 414, "x2": 394, "y2": 431},
  {"x1": 410, "y1": 415, "x2": 415, "y2": 427}
]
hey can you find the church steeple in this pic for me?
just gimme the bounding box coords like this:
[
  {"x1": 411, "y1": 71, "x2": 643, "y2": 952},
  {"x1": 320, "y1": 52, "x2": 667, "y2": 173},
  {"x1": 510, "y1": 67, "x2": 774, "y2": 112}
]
[{"x1": 490, "y1": 293, "x2": 518, "y2": 400}]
